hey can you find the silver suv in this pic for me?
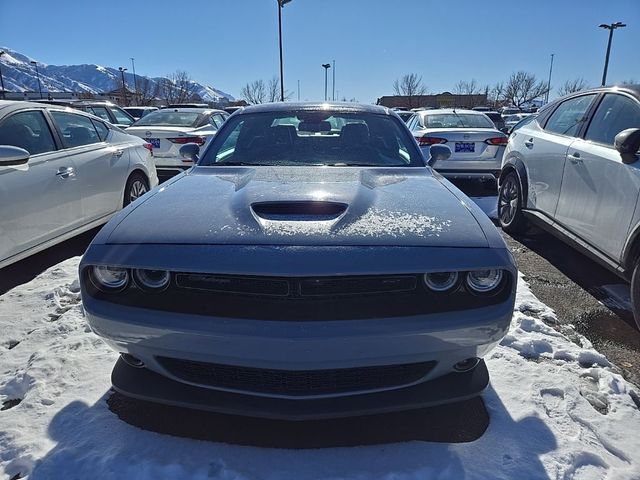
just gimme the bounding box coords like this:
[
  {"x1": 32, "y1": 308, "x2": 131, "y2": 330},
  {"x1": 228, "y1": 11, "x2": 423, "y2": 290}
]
[{"x1": 498, "y1": 85, "x2": 640, "y2": 327}]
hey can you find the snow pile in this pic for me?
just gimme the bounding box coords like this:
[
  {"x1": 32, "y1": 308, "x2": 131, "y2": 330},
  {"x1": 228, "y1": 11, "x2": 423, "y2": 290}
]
[{"x1": 1, "y1": 259, "x2": 640, "y2": 479}]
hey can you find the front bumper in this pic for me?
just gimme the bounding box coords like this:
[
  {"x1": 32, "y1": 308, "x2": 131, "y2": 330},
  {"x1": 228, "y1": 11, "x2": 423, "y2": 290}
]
[{"x1": 112, "y1": 356, "x2": 490, "y2": 420}]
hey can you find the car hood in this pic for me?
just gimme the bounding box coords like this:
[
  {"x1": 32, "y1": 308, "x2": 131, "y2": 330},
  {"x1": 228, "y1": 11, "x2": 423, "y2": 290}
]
[{"x1": 106, "y1": 166, "x2": 489, "y2": 247}]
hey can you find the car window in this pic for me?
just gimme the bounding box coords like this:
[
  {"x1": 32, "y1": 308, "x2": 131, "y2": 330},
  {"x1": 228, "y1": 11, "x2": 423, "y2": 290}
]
[
  {"x1": 110, "y1": 107, "x2": 134, "y2": 126},
  {"x1": 544, "y1": 94, "x2": 597, "y2": 137},
  {"x1": 134, "y1": 110, "x2": 201, "y2": 127},
  {"x1": 424, "y1": 113, "x2": 494, "y2": 129},
  {"x1": 87, "y1": 106, "x2": 112, "y2": 122},
  {"x1": 202, "y1": 110, "x2": 423, "y2": 167},
  {"x1": 585, "y1": 94, "x2": 640, "y2": 147},
  {"x1": 212, "y1": 114, "x2": 226, "y2": 128},
  {"x1": 91, "y1": 119, "x2": 110, "y2": 141},
  {"x1": 50, "y1": 111, "x2": 101, "y2": 148},
  {"x1": 0, "y1": 110, "x2": 57, "y2": 156}
]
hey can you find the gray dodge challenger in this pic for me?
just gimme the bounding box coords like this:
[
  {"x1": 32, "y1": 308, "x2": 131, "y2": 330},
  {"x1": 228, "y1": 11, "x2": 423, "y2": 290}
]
[{"x1": 80, "y1": 102, "x2": 516, "y2": 420}]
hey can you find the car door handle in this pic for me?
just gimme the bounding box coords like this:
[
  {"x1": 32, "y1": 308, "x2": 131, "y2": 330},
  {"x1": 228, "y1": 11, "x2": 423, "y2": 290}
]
[
  {"x1": 56, "y1": 167, "x2": 75, "y2": 179},
  {"x1": 524, "y1": 138, "x2": 534, "y2": 148},
  {"x1": 114, "y1": 149, "x2": 124, "y2": 157},
  {"x1": 567, "y1": 152, "x2": 582, "y2": 164}
]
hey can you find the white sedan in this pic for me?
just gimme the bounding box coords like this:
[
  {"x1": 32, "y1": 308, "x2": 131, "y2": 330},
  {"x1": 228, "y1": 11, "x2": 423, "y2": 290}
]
[
  {"x1": 125, "y1": 108, "x2": 229, "y2": 180},
  {"x1": 0, "y1": 100, "x2": 158, "y2": 269}
]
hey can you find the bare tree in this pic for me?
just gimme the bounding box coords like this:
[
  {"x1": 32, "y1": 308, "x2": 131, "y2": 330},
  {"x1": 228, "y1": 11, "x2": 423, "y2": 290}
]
[
  {"x1": 137, "y1": 77, "x2": 160, "y2": 106},
  {"x1": 241, "y1": 79, "x2": 267, "y2": 104},
  {"x1": 620, "y1": 78, "x2": 638, "y2": 85},
  {"x1": 159, "y1": 70, "x2": 198, "y2": 104},
  {"x1": 453, "y1": 79, "x2": 481, "y2": 95},
  {"x1": 557, "y1": 78, "x2": 589, "y2": 97},
  {"x1": 503, "y1": 71, "x2": 549, "y2": 108},
  {"x1": 491, "y1": 82, "x2": 505, "y2": 109},
  {"x1": 393, "y1": 73, "x2": 428, "y2": 108}
]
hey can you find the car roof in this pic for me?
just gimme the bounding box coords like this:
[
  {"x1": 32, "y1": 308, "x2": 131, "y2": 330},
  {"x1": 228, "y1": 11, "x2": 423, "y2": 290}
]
[
  {"x1": 420, "y1": 108, "x2": 486, "y2": 115},
  {"x1": 0, "y1": 100, "x2": 115, "y2": 124},
  {"x1": 238, "y1": 102, "x2": 391, "y2": 115},
  {"x1": 149, "y1": 107, "x2": 224, "y2": 114}
]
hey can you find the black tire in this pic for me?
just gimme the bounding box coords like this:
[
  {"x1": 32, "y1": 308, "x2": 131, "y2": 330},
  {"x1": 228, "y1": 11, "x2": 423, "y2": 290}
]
[
  {"x1": 123, "y1": 173, "x2": 149, "y2": 207},
  {"x1": 630, "y1": 259, "x2": 640, "y2": 330},
  {"x1": 498, "y1": 171, "x2": 527, "y2": 234}
]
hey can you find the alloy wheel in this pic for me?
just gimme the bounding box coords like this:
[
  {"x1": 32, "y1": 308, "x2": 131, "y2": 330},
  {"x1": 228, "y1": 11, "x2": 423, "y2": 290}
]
[
  {"x1": 499, "y1": 176, "x2": 519, "y2": 225},
  {"x1": 129, "y1": 180, "x2": 148, "y2": 203}
]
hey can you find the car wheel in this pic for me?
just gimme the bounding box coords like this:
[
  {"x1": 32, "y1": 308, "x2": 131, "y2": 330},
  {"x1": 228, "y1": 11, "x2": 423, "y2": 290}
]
[
  {"x1": 123, "y1": 173, "x2": 149, "y2": 207},
  {"x1": 630, "y1": 259, "x2": 640, "y2": 330},
  {"x1": 498, "y1": 172, "x2": 527, "y2": 234}
]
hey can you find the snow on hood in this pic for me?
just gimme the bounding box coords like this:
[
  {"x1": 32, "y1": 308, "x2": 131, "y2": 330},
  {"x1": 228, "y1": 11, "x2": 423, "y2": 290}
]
[
  {"x1": 1, "y1": 259, "x2": 639, "y2": 479},
  {"x1": 105, "y1": 167, "x2": 489, "y2": 248}
]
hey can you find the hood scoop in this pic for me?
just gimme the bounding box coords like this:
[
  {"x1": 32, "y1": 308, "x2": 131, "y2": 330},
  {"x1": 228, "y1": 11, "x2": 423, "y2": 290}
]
[{"x1": 251, "y1": 201, "x2": 347, "y2": 221}]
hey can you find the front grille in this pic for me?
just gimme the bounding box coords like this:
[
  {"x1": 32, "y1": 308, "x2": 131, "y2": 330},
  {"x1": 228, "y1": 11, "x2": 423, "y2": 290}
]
[
  {"x1": 86, "y1": 272, "x2": 512, "y2": 321},
  {"x1": 157, "y1": 357, "x2": 436, "y2": 396},
  {"x1": 176, "y1": 274, "x2": 417, "y2": 297}
]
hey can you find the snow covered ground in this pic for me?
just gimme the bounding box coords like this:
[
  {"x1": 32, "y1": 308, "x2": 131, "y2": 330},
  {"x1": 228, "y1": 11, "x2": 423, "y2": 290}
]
[{"x1": 1, "y1": 256, "x2": 640, "y2": 480}]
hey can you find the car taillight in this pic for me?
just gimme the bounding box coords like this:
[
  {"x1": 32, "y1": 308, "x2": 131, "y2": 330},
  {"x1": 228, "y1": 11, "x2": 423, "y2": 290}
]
[
  {"x1": 168, "y1": 136, "x2": 206, "y2": 146},
  {"x1": 143, "y1": 143, "x2": 153, "y2": 156},
  {"x1": 417, "y1": 136, "x2": 447, "y2": 146},
  {"x1": 485, "y1": 136, "x2": 508, "y2": 146}
]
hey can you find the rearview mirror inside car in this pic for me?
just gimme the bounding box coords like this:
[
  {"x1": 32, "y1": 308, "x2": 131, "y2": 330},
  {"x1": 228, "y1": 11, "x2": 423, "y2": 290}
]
[
  {"x1": 179, "y1": 143, "x2": 200, "y2": 163},
  {"x1": 427, "y1": 144, "x2": 452, "y2": 166},
  {"x1": 0, "y1": 145, "x2": 30, "y2": 167},
  {"x1": 615, "y1": 128, "x2": 640, "y2": 165}
]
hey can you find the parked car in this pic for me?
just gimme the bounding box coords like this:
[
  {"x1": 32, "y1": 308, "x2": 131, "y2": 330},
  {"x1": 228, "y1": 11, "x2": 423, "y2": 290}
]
[
  {"x1": 407, "y1": 108, "x2": 508, "y2": 184},
  {"x1": 503, "y1": 113, "x2": 531, "y2": 130},
  {"x1": 484, "y1": 111, "x2": 506, "y2": 132},
  {"x1": 123, "y1": 106, "x2": 159, "y2": 120},
  {"x1": 498, "y1": 85, "x2": 640, "y2": 328},
  {"x1": 0, "y1": 100, "x2": 158, "y2": 269},
  {"x1": 397, "y1": 111, "x2": 415, "y2": 123},
  {"x1": 472, "y1": 106, "x2": 492, "y2": 112},
  {"x1": 80, "y1": 102, "x2": 517, "y2": 419},
  {"x1": 499, "y1": 106, "x2": 521, "y2": 116},
  {"x1": 37, "y1": 100, "x2": 136, "y2": 129},
  {"x1": 125, "y1": 107, "x2": 229, "y2": 180}
]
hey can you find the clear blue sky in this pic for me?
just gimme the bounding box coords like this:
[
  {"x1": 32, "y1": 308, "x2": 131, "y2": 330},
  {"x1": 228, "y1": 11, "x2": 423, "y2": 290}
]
[{"x1": 1, "y1": 0, "x2": 638, "y2": 102}]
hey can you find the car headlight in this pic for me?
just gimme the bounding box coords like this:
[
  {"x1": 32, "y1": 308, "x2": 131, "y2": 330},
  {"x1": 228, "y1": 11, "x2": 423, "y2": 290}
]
[
  {"x1": 423, "y1": 271, "x2": 459, "y2": 292},
  {"x1": 133, "y1": 269, "x2": 170, "y2": 291},
  {"x1": 90, "y1": 266, "x2": 129, "y2": 292},
  {"x1": 466, "y1": 270, "x2": 504, "y2": 293}
]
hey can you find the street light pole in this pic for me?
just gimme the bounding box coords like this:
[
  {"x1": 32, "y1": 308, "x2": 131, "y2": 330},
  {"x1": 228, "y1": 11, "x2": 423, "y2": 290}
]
[
  {"x1": 599, "y1": 22, "x2": 626, "y2": 86},
  {"x1": 30, "y1": 61, "x2": 43, "y2": 99},
  {"x1": 546, "y1": 53, "x2": 554, "y2": 103},
  {"x1": 130, "y1": 57, "x2": 138, "y2": 103},
  {"x1": 332, "y1": 59, "x2": 335, "y2": 101},
  {"x1": 118, "y1": 67, "x2": 128, "y2": 106},
  {"x1": 0, "y1": 51, "x2": 6, "y2": 100},
  {"x1": 322, "y1": 63, "x2": 331, "y2": 101},
  {"x1": 277, "y1": 0, "x2": 292, "y2": 102}
]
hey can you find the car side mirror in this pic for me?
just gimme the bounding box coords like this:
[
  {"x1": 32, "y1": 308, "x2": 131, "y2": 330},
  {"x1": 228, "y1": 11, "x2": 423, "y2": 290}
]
[
  {"x1": 179, "y1": 143, "x2": 200, "y2": 163},
  {"x1": 427, "y1": 144, "x2": 451, "y2": 167},
  {"x1": 0, "y1": 145, "x2": 30, "y2": 166},
  {"x1": 615, "y1": 128, "x2": 640, "y2": 164}
]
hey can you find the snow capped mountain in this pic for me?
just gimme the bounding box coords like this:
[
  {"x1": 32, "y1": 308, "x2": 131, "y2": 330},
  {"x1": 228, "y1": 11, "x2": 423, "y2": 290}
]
[{"x1": 0, "y1": 47, "x2": 234, "y2": 102}]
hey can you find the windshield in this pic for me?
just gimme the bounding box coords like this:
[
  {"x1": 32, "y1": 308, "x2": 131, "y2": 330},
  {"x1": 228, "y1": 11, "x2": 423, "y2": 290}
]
[
  {"x1": 133, "y1": 110, "x2": 201, "y2": 127},
  {"x1": 424, "y1": 113, "x2": 494, "y2": 129},
  {"x1": 200, "y1": 110, "x2": 423, "y2": 167}
]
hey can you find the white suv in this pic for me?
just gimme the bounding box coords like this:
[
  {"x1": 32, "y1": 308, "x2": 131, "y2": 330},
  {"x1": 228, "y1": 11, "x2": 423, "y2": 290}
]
[{"x1": 498, "y1": 86, "x2": 640, "y2": 327}]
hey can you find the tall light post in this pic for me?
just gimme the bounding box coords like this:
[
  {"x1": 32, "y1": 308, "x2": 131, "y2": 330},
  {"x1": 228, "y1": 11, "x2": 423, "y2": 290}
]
[
  {"x1": 322, "y1": 63, "x2": 331, "y2": 101},
  {"x1": 599, "y1": 22, "x2": 626, "y2": 86},
  {"x1": 332, "y1": 59, "x2": 335, "y2": 101},
  {"x1": 30, "y1": 60, "x2": 43, "y2": 99},
  {"x1": 277, "y1": 0, "x2": 292, "y2": 102},
  {"x1": 118, "y1": 67, "x2": 128, "y2": 106},
  {"x1": 0, "y1": 51, "x2": 6, "y2": 100},
  {"x1": 130, "y1": 57, "x2": 138, "y2": 103},
  {"x1": 546, "y1": 53, "x2": 554, "y2": 103}
]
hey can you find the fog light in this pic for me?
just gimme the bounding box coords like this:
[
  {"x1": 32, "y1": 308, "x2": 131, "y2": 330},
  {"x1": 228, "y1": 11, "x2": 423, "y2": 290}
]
[
  {"x1": 454, "y1": 358, "x2": 480, "y2": 372},
  {"x1": 120, "y1": 353, "x2": 145, "y2": 368}
]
